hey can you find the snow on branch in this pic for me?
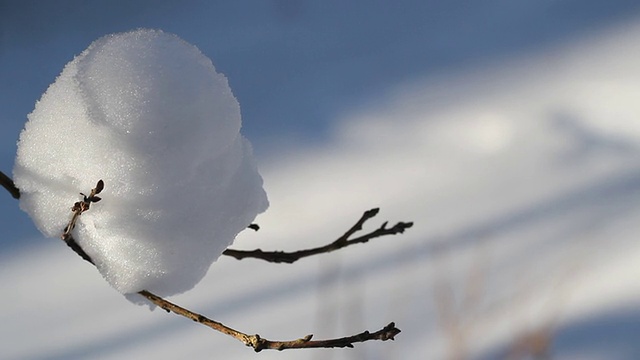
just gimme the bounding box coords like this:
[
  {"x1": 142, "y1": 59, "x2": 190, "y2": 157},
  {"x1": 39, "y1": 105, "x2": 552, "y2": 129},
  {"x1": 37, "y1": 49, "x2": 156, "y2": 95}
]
[
  {"x1": 13, "y1": 29, "x2": 270, "y2": 297},
  {"x1": 2, "y1": 29, "x2": 411, "y2": 353},
  {"x1": 1, "y1": 173, "x2": 407, "y2": 351},
  {"x1": 2, "y1": 170, "x2": 413, "y2": 265}
]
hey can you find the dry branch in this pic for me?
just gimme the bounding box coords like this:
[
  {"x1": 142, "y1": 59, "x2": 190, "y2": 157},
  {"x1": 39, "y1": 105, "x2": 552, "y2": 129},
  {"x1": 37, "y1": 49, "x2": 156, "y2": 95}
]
[
  {"x1": 224, "y1": 208, "x2": 413, "y2": 263},
  {"x1": 2, "y1": 171, "x2": 408, "y2": 351},
  {"x1": 138, "y1": 290, "x2": 400, "y2": 352}
]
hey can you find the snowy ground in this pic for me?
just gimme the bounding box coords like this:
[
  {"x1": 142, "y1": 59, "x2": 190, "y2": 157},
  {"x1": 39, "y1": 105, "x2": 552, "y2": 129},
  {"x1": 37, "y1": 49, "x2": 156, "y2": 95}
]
[{"x1": 2, "y1": 2, "x2": 640, "y2": 360}]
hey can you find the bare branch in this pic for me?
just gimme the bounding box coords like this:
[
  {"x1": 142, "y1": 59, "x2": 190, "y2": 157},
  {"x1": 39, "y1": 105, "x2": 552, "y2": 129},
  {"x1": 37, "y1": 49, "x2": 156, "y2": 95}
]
[
  {"x1": 223, "y1": 208, "x2": 413, "y2": 263},
  {"x1": 52, "y1": 180, "x2": 404, "y2": 351},
  {"x1": 0, "y1": 170, "x2": 20, "y2": 199},
  {"x1": 0, "y1": 171, "x2": 413, "y2": 264},
  {"x1": 1, "y1": 174, "x2": 406, "y2": 351},
  {"x1": 138, "y1": 290, "x2": 400, "y2": 352}
]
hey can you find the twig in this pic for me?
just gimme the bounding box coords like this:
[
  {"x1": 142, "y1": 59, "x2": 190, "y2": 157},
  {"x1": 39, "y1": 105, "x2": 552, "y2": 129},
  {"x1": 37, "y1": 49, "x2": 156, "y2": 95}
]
[
  {"x1": 0, "y1": 172, "x2": 408, "y2": 351},
  {"x1": 223, "y1": 208, "x2": 413, "y2": 263},
  {"x1": 62, "y1": 179, "x2": 103, "y2": 241},
  {"x1": 60, "y1": 180, "x2": 104, "y2": 263},
  {"x1": 64, "y1": 232, "x2": 401, "y2": 351},
  {"x1": 50, "y1": 179, "x2": 405, "y2": 351},
  {"x1": 0, "y1": 170, "x2": 20, "y2": 199},
  {"x1": 138, "y1": 290, "x2": 400, "y2": 352}
]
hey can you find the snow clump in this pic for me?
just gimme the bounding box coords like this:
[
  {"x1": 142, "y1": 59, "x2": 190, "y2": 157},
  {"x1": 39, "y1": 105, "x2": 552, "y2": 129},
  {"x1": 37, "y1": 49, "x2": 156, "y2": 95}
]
[{"x1": 13, "y1": 29, "x2": 269, "y2": 298}]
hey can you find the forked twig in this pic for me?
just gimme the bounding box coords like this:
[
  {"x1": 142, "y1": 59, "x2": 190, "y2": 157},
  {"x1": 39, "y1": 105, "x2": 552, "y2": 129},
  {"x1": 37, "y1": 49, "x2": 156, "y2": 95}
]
[
  {"x1": 1, "y1": 171, "x2": 412, "y2": 265},
  {"x1": 62, "y1": 179, "x2": 104, "y2": 239},
  {"x1": 2, "y1": 176, "x2": 405, "y2": 351},
  {"x1": 60, "y1": 180, "x2": 104, "y2": 263},
  {"x1": 223, "y1": 208, "x2": 413, "y2": 263},
  {"x1": 61, "y1": 234, "x2": 401, "y2": 352}
]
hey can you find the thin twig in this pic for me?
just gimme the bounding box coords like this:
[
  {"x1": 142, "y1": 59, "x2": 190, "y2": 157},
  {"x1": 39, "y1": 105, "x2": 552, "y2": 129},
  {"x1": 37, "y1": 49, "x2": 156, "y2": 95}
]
[
  {"x1": 0, "y1": 170, "x2": 20, "y2": 199},
  {"x1": 0, "y1": 173, "x2": 407, "y2": 351},
  {"x1": 138, "y1": 290, "x2": 400, "y2": 351},
  {"x1": 60, "y1": 180, "x2": 104, "y2": 263},
  {"x1": 48, "y1": 179, "x2": 405, "y2": 351},
  {"x1": 61, "y1": 179, "x2": 103, "y2": 240},
  {"x1": 223, "y1": 208, "x2": 413, "y2": 263}
]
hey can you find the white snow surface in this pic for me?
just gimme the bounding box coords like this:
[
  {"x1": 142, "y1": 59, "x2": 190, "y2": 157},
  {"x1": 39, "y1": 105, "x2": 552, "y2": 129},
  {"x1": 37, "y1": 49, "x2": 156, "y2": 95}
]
[{"x1": 12, "y1": 29, "x2": 269, "y2": 297}]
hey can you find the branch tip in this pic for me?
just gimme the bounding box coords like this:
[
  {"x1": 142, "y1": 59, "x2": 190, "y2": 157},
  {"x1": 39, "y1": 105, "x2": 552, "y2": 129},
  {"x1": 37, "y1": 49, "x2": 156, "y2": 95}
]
[{"x1": 364, "y1": 207, "x2": 380, "y2": 217}]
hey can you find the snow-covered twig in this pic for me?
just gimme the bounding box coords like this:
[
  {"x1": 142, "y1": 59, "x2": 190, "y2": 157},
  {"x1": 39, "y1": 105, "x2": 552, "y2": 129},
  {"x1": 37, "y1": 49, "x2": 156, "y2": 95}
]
[
  {"x1": 1, "y1": 173, "x2": 406, "y2": 351},
  {"x1": 62, "y1": 179, "x2": 103, "y2": 241},
  {"x1": 224, "y1": 208, "x2": 413, "y2": 263},
  {"x1": 60, "y1": 180, "x2": 104, "y2": 263},
  {"x1": 1, "y1": 170, "x2": 413, "y2": 264}
]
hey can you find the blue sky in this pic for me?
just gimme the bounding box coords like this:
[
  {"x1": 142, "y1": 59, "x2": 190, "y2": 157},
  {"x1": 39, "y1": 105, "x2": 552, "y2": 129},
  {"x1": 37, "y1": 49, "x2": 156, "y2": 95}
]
[{"x1": 2, "y1": 1, "x2": 640, "y2": 147}]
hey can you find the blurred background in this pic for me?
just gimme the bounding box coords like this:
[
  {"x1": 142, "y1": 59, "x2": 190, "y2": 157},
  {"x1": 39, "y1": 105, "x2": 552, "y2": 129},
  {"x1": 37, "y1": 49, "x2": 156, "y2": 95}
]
[{"x1": 2, "y1": 1, "x2": 640, "y2": 359}]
